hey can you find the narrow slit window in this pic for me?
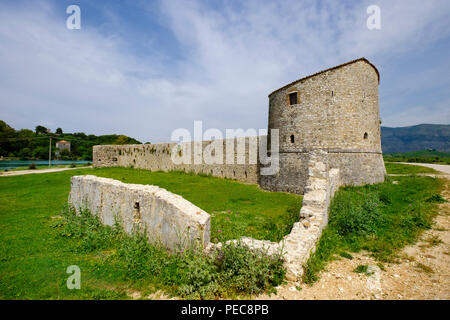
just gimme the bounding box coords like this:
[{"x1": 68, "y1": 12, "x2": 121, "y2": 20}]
[
  {"x1": 363, "y1": 132, "x2": 368, "y2": 140},
  {"x1": 290, "y1": 135, "x2": 295, "y2": 143},
  {"x1": 288, "y1": 92, "x2": 298, "y2": 105}
]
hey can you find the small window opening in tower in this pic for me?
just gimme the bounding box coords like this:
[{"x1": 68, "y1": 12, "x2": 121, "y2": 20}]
[
  {"x1": 290, "y1": 135, "x2": 295, "y2": 143},
  {"x1": 288, "y1": 92, "x2": 298, "y2": 105},
  {"x1": 364, "y1": 132, "x2": 368, "y2": 139},
  {"x1": 331, "y1": 90, "x2": 334, "y2": 97}
]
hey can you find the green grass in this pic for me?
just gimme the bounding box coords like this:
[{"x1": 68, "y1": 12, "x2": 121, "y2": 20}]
[
  {"x1": 50, "y1": 206, "x2": 285, "y2": 299},
  {"x1": 384, "y1": 162, "x2": 439, "y2": 174},
  {"x1": 84, "y1": 168, "x2": 302, "y2": 243},
  {"x1": 0, "y1": 167, "x2": 299, "y2": 299},
  {"x1": 383, "y1": 150, "x2": 450, "y2": 165},
  {"x1": 302, "y1": 175, "x2": 444, "y2": 284}
]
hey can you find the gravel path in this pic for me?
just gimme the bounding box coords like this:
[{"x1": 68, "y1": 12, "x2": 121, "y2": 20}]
[
  {"x1": 257, "y1": 176, "x2": 450, "y2": 300},
  {"x1": 0, "y1": 166, "x2": 92, "y2": 177},
  {"x1": 397, "y1": 162, "x2": 450, "y2": 175}
]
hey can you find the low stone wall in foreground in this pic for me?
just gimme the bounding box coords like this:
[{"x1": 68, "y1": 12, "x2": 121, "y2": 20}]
[
  {"x1": 68, "y1": 175, "x2": 210, "y2": 251},
  {"x1": 69, "y1": 152, "x2": 342, "y2": 281}
]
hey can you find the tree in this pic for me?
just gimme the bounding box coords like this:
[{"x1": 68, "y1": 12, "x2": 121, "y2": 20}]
[
  {"x1": 33, "y1": 146, "x2": 48, "y2": 159},
  {"x1": 73, "y1": 132, "x2": 87, "y2": 139},
  {"x1": 35, "y1": 125, "x2": 48, "y2": 135},
  {"x1": 56, "y1": 128, "x2": 63, "y2": 135},
  {"x1": 19, "y1": 147, "x2": 31, "y2": 160},
  {"x1": 114, "y1": 135, "x2": 130, "y2": 145},
  {"x1": 0, "y1": 120, "x2": 17, "y2": 156},
  {"x1": 59, "y1": 148, "x2": 72, "y2": 160}
]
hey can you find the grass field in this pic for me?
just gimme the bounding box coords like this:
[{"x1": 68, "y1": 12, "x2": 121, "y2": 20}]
[
  {"x1": 0, "y1": 167, "x2": 300, "y2": 299},
  {"x1": 384, "y1": 162, "x2": 439, "y2": 174},
  {"x1": 383, "y1": 150, "x2": 450, "y2": 165},
  {"x1": 0, "y1": 164, "x2": 445, "y2": 298}
]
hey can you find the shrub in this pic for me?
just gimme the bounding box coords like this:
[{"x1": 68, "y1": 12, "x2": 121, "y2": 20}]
[
  {"x1": 28, "y1": 163, "x2": 37, "y2": 170},
  {"x1": 216, "y1": 241, "x2": 285, "y2": 295},
  {"x1": 425, "y1": 194, "x2": 446, "y2": 203},
  {"x1": 54, "y1": 206, "x2": 286, "y2": 299},
  {"x1": 329, "y1": 192, "x2": 382, "y2": 237},
  {"x1": 303, "y1": 176, "x2": 443, "y2": 284}
]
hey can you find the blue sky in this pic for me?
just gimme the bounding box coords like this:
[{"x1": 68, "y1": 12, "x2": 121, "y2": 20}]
[{"x1": 1, "y1": 0, "x2": 449, "y2": 143}]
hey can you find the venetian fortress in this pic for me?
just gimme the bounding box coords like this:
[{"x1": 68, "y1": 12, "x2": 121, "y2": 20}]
[{"x1": 70, "y1": 58, "x2": 387, "y2": 280}]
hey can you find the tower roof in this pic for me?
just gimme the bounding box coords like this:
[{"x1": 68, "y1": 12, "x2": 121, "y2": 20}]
[{"x1": 268, "y1": 57, "x2": 380, "y2": 97}]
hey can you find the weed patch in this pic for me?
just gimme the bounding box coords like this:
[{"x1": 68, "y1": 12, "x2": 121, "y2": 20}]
[
  {"x1": 54, "y1": 206, "x2": 285, "y2": 299},
  {"x1": 302, "y1": 176, "x2": 443, "y2": 284}
]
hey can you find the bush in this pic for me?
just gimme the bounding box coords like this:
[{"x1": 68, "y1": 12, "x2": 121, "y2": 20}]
[
  {"x1": 54, "y1": 206, "x2": 286, "y2": 299},
  {"x1": 303, "y1": 176, "x2": 443, "y2": 284},
  {"x1": 329, "y1": 192, "x2": 382, "y2": 237},
  {"x1": 28, "y1": 163, "x2": 37, "y2": 170},
  {"x1": 425, "y1": 194, "x2": 446, "y2": 203}
]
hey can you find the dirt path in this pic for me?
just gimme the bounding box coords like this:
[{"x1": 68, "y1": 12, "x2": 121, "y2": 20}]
[
  {"x1": 257, "y1": 176, "x2": 450, "y2": 300},
  {"x1": 0, "y1": 166, "x2": 92, "y2": 177},
  {"x1": 397, "y1": 162, "x2": 450, "y2": 175}
]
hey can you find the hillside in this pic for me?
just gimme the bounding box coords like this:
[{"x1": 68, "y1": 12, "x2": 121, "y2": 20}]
[
  {"x1": 381, "y1": 124, "x2": 450, "y2": 153},
  {"x1": 0, "y1": 120, "x2": 141, "y2": 160}
]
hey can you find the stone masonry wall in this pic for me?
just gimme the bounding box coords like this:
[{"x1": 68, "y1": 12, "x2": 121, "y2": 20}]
[
  {"x1": 206, "y1": 150, "x2": 342, "y2": 281},
  {"x1": 68, "y1": 175, "x2": 210, "y2": 251},
  {"x1": 262, "y1": 59, "x2": 386, "y2": 194},
  {"x1": 93, "y1": 137, "x2": 259, "y2": 185}
]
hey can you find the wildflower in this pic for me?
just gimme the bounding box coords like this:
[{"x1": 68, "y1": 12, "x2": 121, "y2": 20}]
[
  {"x1": 218, "y1": 229, "x2": 222, "y2": 233},
  {"x1": 180, "y1": 249, "x2": 184, "y2": 254}
]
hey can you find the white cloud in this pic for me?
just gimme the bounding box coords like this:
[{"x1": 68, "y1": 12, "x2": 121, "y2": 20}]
[{"x1": 382, "y1": 100, "x2": 450, "y2": 127}]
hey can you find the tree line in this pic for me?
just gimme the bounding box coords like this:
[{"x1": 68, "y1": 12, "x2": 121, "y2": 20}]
[{"x1": 0, "y1": 120, "x2": 142, "y2": 161}]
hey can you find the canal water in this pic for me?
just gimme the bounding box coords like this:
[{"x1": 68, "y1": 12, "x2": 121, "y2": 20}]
[{"x1": 0, "y1": 160, "x2": 90, "y2": 170}]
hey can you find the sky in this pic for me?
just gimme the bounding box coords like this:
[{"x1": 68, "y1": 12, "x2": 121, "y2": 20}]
[{"x1": 0, "y1": 0, "x2": 449, "y2": 143}]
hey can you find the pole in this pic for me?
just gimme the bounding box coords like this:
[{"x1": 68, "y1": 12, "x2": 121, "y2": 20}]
[{"x1": 49, "y1": 136, "x2": 52, "y2": 168}]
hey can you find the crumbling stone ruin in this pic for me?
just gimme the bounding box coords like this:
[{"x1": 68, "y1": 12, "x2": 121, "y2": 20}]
[{"x1": 77, "y1": 58, "x2": 386, "y2": 280}]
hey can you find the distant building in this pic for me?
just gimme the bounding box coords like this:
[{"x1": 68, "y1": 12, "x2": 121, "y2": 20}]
[{"x1": 55, "y1": 140, "x2": 71, "y2": 157}]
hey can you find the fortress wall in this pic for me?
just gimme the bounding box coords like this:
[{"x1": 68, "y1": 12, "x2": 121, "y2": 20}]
[
  {"x1": 93, "y1": 137, "x2": 259, "y2": 184},
  {"x1": 327, "y1": 152, "x2": 386, "y2": 186},
  {"x1": 263, "y1": 59, "x2": 386, "y2": 194},
  {"x1": 259, "y1": 152, "x2": 310, "y2": 195},
  {"x1": 268, "y1": 60, "x2": 381, "y2": 152},
  {"x1": 69, "y1": 175, "x2": 210, "y2": 251}
]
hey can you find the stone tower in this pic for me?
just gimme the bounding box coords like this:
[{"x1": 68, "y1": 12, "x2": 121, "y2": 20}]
[{"x1": 260, "y1": 58, "x2": 386, "y2": 194}]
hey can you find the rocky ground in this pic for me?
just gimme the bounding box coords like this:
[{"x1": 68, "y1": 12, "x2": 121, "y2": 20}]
[{"x1": 257, "y1": 175, "x2": 450, "y2": 300}]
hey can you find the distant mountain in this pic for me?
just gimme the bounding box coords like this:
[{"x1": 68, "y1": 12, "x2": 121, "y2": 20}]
[{"x1": 381, "y1": 124, "x2": 450, "y2": 153}]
